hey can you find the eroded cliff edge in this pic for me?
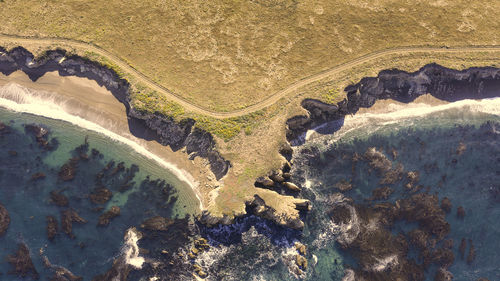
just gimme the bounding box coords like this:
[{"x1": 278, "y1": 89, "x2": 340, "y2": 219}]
[
  {"x1": 0, "y1": 47, "x2": 230, "y2": 180},
  {"x1": 287, "y1": 64, "x2": 500, "y2": 144}
]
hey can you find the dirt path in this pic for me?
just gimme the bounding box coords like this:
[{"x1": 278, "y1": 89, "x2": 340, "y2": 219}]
[{"x1": 2, "y1": 34, "x2": 500, "y2": 119}]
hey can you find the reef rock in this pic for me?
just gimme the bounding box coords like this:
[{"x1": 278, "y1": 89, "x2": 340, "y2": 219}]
[
  {"x1": 25, "y1": 124, "x2": 53, "y2": 150},
  {"x1": 89, "y1": 187, "x2": 113, "y2": 204},
  {"x1": 435, "y1": 267, "x2": 454, "y2": 281},
  {"x1": 370, "y1": 186, "x2": 394, "y2": 200},
  {"x1": 7, "y1": 243, "x2": 39, "y2": 279},
  {"x1": 334, "y1": 179, "x2": 353, "y2": 191},
  {"x1": 459, "y1": 238, "x2": 466, "y2": 259},
  {"x1": 46, "y1": 215, "x2": 58, "y2": 241},
  {"x1": 50, "y1": 190, "x2": 69, "y2": 207},
  {"x1": 0, "y1": 203, "x2": 10, "y2": 236},
  {"x1": 398, "y1": 193, "x2": 450, "y2": 240},
  {"x1": 61, "y1": 209, "x2": 87, "y2": 238},
  {"x1": 98, "y1": 206, "x2": 120, "y2": 226},
  {"x1": 457, "y1": 206, "x2": 466, "y2": 219},
  {"x1": 140, "y1": 216, "x2": 174, "y2": 231},
  {"x1": 31, "y1": 172, "x2": 46, "y2": 181},
  {"x1": 441, "y1": 197, "x2": 452, "y2": 213},
  {"x1": 467, "y1": 239, "x2": 476, "y2": 265},
  {"x1": 58, "y1": 158, "x2": 79, "y2": 181}
]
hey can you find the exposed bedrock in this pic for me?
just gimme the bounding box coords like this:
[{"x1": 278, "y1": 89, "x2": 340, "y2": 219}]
[
  {"x1": 0, "y1": 46, "x2": 230, "y2": 180},
  {"x1": 286, "y1": 64, "x2": 500, "y2": 143}
]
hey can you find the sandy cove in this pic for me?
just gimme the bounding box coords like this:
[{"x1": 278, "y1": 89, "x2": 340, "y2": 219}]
[{"x1": 0, "y1": 70, "x2": 218, "y2": 211}]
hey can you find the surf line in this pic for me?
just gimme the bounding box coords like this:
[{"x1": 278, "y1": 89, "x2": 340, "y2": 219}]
[
  {"x1": 305, "y1": 97, "x2": 500, "y2": 142},
  {"x1": 0, "y1": 82, "x2": 203, "y2": 211}
]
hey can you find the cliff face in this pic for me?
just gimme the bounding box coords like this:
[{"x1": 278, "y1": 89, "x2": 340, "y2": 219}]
[
  {"x1": 287, "y1": 64, "x2": 500, "y2": 143},
  {"x1": 0, "y1": 47, "x2": 230, "y2": 180}
]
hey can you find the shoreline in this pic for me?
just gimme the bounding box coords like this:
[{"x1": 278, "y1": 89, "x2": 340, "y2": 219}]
[
  {"x1": 0, "y1": 71, "x2": 217, "y2": 211},
  {"x1": 305, "y1": 94, "x2": 500, "y2": 143}
]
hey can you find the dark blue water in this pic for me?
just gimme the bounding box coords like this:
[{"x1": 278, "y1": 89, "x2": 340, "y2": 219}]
[
  {"x1": 290, "y1": 102, "x2": 500, "y2": 281},
  {"x1": 0, "y1": 109, "x2": 197, "y2": 280}
]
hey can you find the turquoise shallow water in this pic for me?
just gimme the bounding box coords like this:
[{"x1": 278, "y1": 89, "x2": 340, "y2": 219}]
[
  {"x1": 0, "y1": 108, "x2": 199, "y2": 280},
  {"x1": 178, "y1": 99, "x2": 500, "y2": 281},
  {"x1": 1, "y1": 97, "x2": 499, "y2": 281},
  {"x1": 291, "y1": 102, "x2": 500, "y2": 281}
]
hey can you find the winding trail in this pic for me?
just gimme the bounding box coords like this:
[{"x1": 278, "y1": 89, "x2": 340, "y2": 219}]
[{"x1": 1, "y1": 34, "x2": 500, "y2": 119}]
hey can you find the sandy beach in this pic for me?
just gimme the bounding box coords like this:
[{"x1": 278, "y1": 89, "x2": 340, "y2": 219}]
[{"x1": 0, "y1": 71, "x2": 217, "y2": 210}]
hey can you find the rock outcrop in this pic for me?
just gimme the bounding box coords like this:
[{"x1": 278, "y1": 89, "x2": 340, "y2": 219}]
[
  {"x1": 286, "y1": 64, "x2": 500, "y2": 143},
  {"x1": 0, "y1": 46, "x2": 230, "y2": 180}
]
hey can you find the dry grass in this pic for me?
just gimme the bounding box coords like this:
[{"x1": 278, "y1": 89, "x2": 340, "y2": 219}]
[{"x1": 0, "y1": 0, "x2": 498, "y2": 112}]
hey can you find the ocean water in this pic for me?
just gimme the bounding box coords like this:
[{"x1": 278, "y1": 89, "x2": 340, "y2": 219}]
[
  {"x1": 290, "y1": 98, "x2": 500, "y2": 281},
  {"x1": 189, "y1": 98, "x2": 499, "y2": 281},
  {"x1": 0, "y1": 108, "x2": 200, "y2": 280},
  {"x1": 1, "y1": 77, "x2": 499, "y2": 281}
]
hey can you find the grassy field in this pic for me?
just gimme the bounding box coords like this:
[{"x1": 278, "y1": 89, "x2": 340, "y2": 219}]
[
  {"x1": 1, "y1": 0, "x2": 499, "y2": 223},
  {"x1": 0, "y1": 0, "x2": 498, "y2": 112}
]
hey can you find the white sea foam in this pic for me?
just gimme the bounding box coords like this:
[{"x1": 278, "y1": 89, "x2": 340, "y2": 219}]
[
  {"x1": 0, "y1": 82, "x2": 202, "y2": 210},
  {"x1": 371, "y1": 255, "x2": 398, "y2": 272},
  {"x1": 123, "y1": 228, "x2": 144, "y2": 269},
  {"x1": 306, "y1": 97, "x2": 500, "y2": 143}
]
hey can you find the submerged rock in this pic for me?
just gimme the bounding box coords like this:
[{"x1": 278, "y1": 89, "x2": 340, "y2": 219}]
[
  {"x1": 42, "y1": 255, "x2": 82, "y2": 281},
  {"x1": 398, "y1": 193, "x2": 450, "y2": 240},
  {"x1": 370, "y1": 186, "x2": 394, "y2": 200},
  {"x1": 0, "y1": 203, "x2": 10, "y2": 236},
  {"x1": 98, "y1": 206, "x2": 120, "y2": 226},
  {"x1": 457, "y1": 206, "x2": 466, "y2": 219},
  {"x1": 50, "y1": 190, "x2": 69, "y2": 207},
  {"x1": 459, "y1": 238, "x2": 466, "y2": 259},
  {"x1": 25, "y1": 124, "x2": 54, "y2": 150},
  {"x1": 467, "y1": 239, "x2": 476, "y2": 265},
  {"x1": 89, "y1": 187, "x2": 113, "y2": 204},
  {"x1": 456, "y1": 142, "x2": 467, "y2": 155},
  {"x1": 61, "y1": 209, "x2": 87, "y2": 238},
  {"x1": 31, "y1": 172, "x2": 46, "y2": 181},
  {"x1": 6, "y1": 243, "x2": 39, "y2": 279},
  {"x1": 58, "y1": 158, "x2": 79, "y2": 181},
  {"x1": 46, "y1": 215, "x2": 58, "y2": 241},
  {"x1": 140, "y1": 216, "x2": 174, "y2": 231},
  {"x1": 334, "y1": 179, "x2": 353, "y2": 191},
  {"x1": 434, "y1": 267, "x2": 454, "y2": 281},
  {"x1": 364, "y1": 147, "x2": 404, "y2": 184},
  {"x1": 441, "y1": 197, "x2": 452, "y2": 213}
]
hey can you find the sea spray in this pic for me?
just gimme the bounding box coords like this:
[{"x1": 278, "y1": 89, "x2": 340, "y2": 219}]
[
  {"x1": 0, "y1": 82, "x2": 203, "y2": 210},
  {"x1": 123, "y1": 227, "x2": 145, "y2": 269}
]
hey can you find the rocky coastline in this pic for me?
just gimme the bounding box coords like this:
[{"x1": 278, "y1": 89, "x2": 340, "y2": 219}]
[
  {"x1": 0, "y1": 46, "x2": 230, "y2": 180},
  {"x1": 286, "y1": 64, "x2": 500, "y2": 144}
]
